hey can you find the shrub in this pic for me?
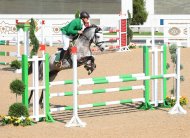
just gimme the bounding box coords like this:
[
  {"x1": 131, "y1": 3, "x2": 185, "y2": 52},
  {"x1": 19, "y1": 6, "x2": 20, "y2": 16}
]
[
  {"x1": 8, "y1": 103, "x2": 29, "y2": 117},
  {"x1": 10, "y1": 79, "x2": 25, "y2": 95},
  {"x1": 10, "y1": 60, "x2": 21, "y2": 69}
]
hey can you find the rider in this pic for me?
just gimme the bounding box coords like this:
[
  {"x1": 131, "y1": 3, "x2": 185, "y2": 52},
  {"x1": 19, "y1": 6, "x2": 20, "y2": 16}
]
[{"x1": 58, "y1": 11, "x2": 90, "y2": 63}]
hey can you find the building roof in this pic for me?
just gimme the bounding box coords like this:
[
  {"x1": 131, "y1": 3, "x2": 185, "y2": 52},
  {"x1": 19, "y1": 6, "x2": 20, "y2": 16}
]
[
  {"x1": 0, "y1": 0, "x2": 121, "y2": 14},
  {"x1": 155, "y1": 0, "x2": 190, "y2": 14}
]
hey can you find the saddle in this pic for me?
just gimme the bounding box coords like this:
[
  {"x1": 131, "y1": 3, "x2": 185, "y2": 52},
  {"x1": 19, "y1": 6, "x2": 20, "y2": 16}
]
[{"x1": 55, "y1": 46, "x2": 72, "y2": 69}]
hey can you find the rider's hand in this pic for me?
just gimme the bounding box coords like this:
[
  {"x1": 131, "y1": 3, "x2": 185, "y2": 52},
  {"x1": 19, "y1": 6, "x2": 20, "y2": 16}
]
[{"x1": 78, "y1": 30, "x2": 83, "y2": 34}]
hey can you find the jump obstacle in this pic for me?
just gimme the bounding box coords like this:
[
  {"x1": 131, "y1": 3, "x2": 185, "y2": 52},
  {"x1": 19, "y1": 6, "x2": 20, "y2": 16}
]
[
  {"x1": 0, "y1": 20, "x2": 31, "y2": 65},
  {"x1": 21, "y1": 44, "x2": 187, "y2": 126},
  {"x1": 0, "y1": 20, "x2": 46, "y2": 66},
  {"x1": 0, "y1": 51, "x2": 17, "y2": 65},
  {"x1": 91, "y1": 14, "x2": 129, "y2": 52}
]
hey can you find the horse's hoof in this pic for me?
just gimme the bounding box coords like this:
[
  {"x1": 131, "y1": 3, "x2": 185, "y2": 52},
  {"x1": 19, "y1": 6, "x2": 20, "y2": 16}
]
[{"x1": 88, "y1": 70, "x2": 92, "y2": 75}]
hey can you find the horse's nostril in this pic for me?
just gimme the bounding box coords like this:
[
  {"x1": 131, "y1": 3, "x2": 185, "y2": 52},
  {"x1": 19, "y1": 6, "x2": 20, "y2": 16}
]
[{"x1": 101, "y1": 48, "x2": 105, "y2": 51}]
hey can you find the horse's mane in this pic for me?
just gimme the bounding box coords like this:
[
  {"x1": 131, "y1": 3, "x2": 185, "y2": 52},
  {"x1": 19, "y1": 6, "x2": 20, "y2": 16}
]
[{"x1": 83, "y1": 24, "x2": 101, "y2": 34}]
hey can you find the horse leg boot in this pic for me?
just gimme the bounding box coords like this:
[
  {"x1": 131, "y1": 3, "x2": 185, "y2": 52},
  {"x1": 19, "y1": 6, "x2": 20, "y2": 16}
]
[
  {"x1": 84, "y1": 56, "x2": 96, "y2": 75},
  {"x1": 56, "y1": 49, "x2": 66, "y2": 68}
]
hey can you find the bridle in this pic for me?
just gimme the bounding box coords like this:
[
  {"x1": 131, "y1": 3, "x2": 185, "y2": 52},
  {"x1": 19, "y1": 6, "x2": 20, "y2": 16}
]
[{"x1": 79, "y1": 27, "x2": 105, "y2": 51}]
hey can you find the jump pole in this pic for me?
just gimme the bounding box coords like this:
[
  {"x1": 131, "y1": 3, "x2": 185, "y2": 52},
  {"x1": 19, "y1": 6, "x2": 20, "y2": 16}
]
[
  {"x1": 169, "y1": 47, "x2": 187, "y2": 114},
  {"x1": 65, "y1": 46, "x2": 86, "y2": 127},
  {"x1": 22, "y1": 54, "x2": 29, "y2": 108},
  {"x1": 44, "y1": 53, "x2": 55, "y2": 122},
  {"x1": 139, "y1": 46, "x2": 152, "y2": 109}
]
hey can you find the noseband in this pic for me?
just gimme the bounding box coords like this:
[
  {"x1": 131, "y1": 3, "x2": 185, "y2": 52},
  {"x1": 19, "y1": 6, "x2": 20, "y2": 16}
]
[{"x1": 79, "y1": 27, "x2": 104, "y2": 49}]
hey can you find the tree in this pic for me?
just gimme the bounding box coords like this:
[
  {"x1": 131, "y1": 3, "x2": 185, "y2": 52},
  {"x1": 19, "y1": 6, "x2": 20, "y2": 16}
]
[
  {"x1": 132, "y1": 0, "x2": 148, "y2": 25},
  {"x1": 29, "y1": 18, "x2": 39, "y2": 57},
  {"x1": 127, "y1": 11, "x2": 133, "y2": 45},
  {"x1": 75, "y1": 10, "x2": 80, "y2": 18}
]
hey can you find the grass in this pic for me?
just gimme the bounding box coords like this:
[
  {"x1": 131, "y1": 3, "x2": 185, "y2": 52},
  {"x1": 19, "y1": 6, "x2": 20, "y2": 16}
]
[
  {"x1": 133, "y1": 32, "x2": 164, "y2": 36},
  {"x1": 103, "y1": 32, "x2": 164, "y2": 36}
]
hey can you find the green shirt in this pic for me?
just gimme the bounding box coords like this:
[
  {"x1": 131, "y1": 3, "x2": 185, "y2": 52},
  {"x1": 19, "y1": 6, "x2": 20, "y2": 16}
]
[{"x1": 61, "y1": 18, "x2": 82, "y2": 36}]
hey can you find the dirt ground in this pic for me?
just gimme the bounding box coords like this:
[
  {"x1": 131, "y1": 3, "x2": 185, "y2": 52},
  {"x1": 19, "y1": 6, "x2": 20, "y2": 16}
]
[{"x1": 0, "y1": 45, "x2": 190, "y2": 138}]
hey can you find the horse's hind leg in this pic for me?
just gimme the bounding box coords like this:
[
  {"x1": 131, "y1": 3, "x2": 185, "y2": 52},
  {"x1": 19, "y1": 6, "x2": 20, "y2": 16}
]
[
  {"x1": 28, "y1": 89, "x2": 44, "y2": 108},
  {"x1": 39, "y1": 90, "x2": 43, "y2": 108},
  {"x1": 28, "y1": 90, "x2": 33, "y2": 105}
]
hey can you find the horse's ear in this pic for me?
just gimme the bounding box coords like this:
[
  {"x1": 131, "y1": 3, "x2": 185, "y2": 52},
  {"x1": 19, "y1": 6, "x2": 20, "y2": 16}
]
[
  {"x1": 91, "y1": 24, "x2": 97, "y2": 27},
  {"x1": 95, "y1": 26, "x2": 102, "y2": 33}
]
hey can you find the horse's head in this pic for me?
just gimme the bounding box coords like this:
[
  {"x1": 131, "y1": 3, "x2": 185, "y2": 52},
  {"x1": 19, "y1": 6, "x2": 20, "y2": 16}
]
[
  {"x1": 75, "y1": 25, "x2": 105, "y2": 75},
  {"x1": 82, "y1": 25, "x2": 105, "y2": 51}
]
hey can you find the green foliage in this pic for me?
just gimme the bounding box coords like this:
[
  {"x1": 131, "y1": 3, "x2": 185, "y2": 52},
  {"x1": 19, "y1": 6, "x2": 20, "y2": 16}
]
[
  {"x1": 127, "y1": 11, "x2": 133, "y2": 45},
  {"x1": 133, "y1": 32, "x2": 163, "y2": 36},
  {"x1": 0, "y1": 115, "x2": 33, "y2": 126},
  {"x1": 128, "y1": 43, "x2": 136, "y2": 49},
  {"x1": 166, "y1": 63, "x2": 170, "y2": 69},
  {"x1": 75, "y1": 10, "x2": 80, "y2": 18},
  {"x1": 8, "y1": 103, "x2": 29, "y2": 117},
  {"x1": 180, "y1": 75, "x2": 185, "y2": 81},
  {"x1": 10, "y1": 79, "x2": 25, "y2": 95},
  {"x1": 169, "y1": 44, "x2": 177, "y2": 55},
  {"x1": 29, "y1": 18, "x2": 39, "y2": 57},
  {"x1": 10, "y1": 60, "x2": 21, "y2": 69},
  {"x1": 171, "y1": 53, "x2": 177, "y2": 64},
  {"x1": 166, "y1": 96, "x2": 188, "y2": 107},
  {"x1": 180, "y1": 64, "x2": 183, "y2": 70},
  {"x1": 132, "y1": 0, "x2": 148, "y2": 25}
]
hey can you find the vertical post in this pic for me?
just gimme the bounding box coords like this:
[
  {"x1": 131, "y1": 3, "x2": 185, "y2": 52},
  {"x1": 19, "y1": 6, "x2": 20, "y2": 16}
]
[
  {"x1": 151, "y1": 26, "x2": 159, "y2": 107},
  {"x1": 153, "y1": 47, "x2": 158, "y2": 107},
  {"x1": 22, "y1": 54, "x2": 29, "y2": 108},
  {"x1": 24, "y1": 31, "x2": 28, "y2": 56},
  {"x1": 65, "y1": 47, "x2": 86, "y2": 127},
  {"x1": 17, "y1": 28, "x2": 21, "y2": 58},
  {"x1": 169, "y1": 48, "x2": 187, "y2": 114},
  {"x1": 33, "y1": 56, "x2": 39, "y2": 122},
  {"x1": 44, "y1": 54, "x2": 55, "y2": 122},
  {"x1": 118, "y1": 15, "x2": 128, "y2": 52},
  {"x1": 139, "y1": 46, "x2": 152, "y2": 109},
  {"x1": 41, "y1": 20, "x2": 45, "y2": 55},
  {"x1": 187, "y1": 24, "x2": 190, "y2": 47},
  {"x1": 162, "y1": 44, "x2": 168, "y2": 106}
]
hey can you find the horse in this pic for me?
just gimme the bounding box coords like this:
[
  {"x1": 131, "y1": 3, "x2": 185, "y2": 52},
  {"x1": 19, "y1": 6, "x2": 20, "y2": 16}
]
[{"x1": 28, "y1": 24, "x2": 105, "y2": 105}]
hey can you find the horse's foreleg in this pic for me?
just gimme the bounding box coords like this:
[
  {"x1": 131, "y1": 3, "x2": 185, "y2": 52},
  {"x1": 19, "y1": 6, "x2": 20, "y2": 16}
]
[{"x1": 83, "y1": 56, "x2": 96, "y2": 75}]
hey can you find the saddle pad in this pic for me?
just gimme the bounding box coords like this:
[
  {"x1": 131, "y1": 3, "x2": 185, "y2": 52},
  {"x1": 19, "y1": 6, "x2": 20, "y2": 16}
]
[{"x1": 55, "y1": 52, "x2": 60, "y2": 62}]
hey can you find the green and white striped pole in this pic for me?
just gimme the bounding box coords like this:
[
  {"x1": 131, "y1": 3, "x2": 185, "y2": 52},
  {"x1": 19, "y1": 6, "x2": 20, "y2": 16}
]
[
  {"x1": 49, "y1": 73, "x2": 145, "y2": 86},
  {"x1": 50, "y1": 85, "x2": 145, "y2": 98},
  {"x1": 50, "y1": 98, "x2": 145, "y2": 112}
]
